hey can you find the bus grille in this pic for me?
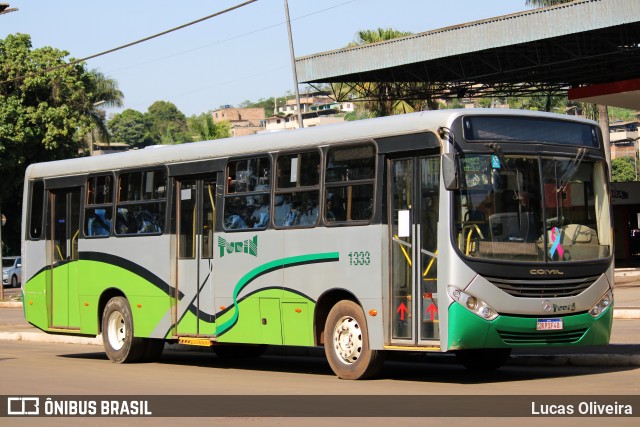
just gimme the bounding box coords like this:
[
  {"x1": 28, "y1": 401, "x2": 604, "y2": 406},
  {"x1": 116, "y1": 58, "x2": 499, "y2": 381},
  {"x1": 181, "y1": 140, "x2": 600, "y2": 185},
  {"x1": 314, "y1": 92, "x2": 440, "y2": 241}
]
[
  {"x1": 486, "y1": 275, "x2": 598, "y2": 298},
  {"x1": 497, "y1": 328, "x2": 588, "y2": 345}
]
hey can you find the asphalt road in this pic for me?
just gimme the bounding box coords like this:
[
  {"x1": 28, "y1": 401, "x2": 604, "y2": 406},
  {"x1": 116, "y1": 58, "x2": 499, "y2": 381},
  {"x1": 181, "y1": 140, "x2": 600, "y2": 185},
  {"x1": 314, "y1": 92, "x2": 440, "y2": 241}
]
[{"x1": 1, "y1": 339, "x2": 640, "y2": 426}]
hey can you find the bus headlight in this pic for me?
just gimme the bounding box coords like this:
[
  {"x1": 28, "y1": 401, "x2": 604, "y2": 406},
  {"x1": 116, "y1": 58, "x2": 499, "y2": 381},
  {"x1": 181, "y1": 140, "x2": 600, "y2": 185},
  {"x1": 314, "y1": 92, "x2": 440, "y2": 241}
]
[
  {"x1": 589, "y1": 290, "x2": 613, "y2": 318},
  {"x1": 447, "y1": 286, "x2": 498, "y2": 321}
]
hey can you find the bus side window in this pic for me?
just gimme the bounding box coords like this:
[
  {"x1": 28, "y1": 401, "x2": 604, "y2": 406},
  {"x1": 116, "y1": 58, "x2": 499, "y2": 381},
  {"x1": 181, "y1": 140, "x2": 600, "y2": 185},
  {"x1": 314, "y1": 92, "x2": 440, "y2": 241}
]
[
  {"x1": 28, "y1": 180, "x2": 45, "y2": 240},
  {"x1": 84, "y1": 175, "x2": 114, "y2": 238},
  {"x1": 87, "y1": 208, "x2": 112, "y2": 236},
  {"x1": 224, "y1": 157, "x2": 271, "y2": 231},
  {"x1": 324, "y1": 144, "x2": 375, "y2": 224},
  {"x1": 274, "y1": 151, "x2": 320, "y2": 228},
  {"x1": 115, "y1": 170, "x2": 166, "y2": 236}
]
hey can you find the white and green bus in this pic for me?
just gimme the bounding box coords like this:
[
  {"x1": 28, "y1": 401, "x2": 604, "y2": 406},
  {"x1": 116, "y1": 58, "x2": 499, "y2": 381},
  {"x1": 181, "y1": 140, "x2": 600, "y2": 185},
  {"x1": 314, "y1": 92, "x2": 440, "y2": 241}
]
[{"x1": 22, "y1": 109, "x2": 614, "y2": 379}]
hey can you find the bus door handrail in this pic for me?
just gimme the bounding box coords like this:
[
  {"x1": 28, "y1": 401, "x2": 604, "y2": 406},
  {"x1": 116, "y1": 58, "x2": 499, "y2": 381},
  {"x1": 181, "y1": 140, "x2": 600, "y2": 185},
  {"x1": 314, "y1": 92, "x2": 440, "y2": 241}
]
[
  {"x1": 392, "y1": 235, "x2": 412, "y2": 266},
  {"x1": 459, "y1": 224, "x2": 484, "y2": 255},
  {"x1": 422, "y1": 249, "x2": 438, "y2": 279}
]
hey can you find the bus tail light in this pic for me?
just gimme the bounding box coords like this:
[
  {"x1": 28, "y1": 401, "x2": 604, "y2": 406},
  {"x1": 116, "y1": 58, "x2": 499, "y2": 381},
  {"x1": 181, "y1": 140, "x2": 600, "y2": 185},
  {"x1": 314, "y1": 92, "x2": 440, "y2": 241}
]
[
  {"x1": 447, "y1": 286, "x2": 498, "y2": 321},
  {"x1": 589, "y1": 290, "x2": 613, "y2": 318}
]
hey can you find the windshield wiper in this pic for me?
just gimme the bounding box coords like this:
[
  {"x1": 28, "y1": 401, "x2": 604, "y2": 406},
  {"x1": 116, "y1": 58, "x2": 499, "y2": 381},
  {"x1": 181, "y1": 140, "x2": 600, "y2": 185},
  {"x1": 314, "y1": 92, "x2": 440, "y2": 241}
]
[
  {"x1": 484, "y1": 142, "x2": 524, "y2": 203},
  {"x1": 557, "y1": 147, "x2": 587, "y2": 193},
  {"x1": 485, "y1": 142, "x2": 525, "y2": 229}
]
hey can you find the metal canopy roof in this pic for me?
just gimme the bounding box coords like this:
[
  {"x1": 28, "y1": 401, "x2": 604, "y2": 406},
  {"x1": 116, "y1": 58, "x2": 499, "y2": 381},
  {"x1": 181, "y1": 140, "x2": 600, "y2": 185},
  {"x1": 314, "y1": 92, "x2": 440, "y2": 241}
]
[{"x1": 296, "y1": 0, "x2": 640, "y2": 104}]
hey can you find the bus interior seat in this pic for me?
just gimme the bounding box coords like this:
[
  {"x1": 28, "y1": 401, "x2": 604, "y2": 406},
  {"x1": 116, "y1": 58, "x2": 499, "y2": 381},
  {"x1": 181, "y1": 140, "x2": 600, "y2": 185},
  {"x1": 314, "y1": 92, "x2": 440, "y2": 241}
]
[{"x1": 89, "y1": 210, "x2": 111, "y2": 236}]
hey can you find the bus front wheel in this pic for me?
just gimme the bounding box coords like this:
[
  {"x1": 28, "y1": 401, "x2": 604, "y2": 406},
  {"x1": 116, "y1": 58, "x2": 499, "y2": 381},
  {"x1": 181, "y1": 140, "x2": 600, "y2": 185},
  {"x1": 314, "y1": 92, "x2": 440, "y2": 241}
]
[
  {"x1": 102, "y1": 297, "x2": 146, "y2": 363},
  {"x1": 324, "y1": 300, "x2": 384, "y2": 380}
]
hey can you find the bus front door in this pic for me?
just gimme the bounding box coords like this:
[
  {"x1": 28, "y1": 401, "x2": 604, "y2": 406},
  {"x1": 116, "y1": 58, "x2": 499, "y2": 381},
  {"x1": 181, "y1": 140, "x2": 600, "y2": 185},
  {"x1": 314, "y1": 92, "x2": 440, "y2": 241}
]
[
  {"x1": 389, "y1": 156, "x2": 440, "y2": 345},
  {"x1": 174, "y1": 177, "x2": 217, "y2": 336},
  {"x1": 48, "y1": 187, "x2": 81, "y2": 329}
]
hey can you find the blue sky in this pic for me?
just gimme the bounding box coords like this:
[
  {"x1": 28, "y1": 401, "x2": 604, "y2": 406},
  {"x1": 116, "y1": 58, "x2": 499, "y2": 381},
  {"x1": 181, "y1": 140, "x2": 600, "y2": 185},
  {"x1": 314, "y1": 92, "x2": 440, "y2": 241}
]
[{"x1": 1, "y1": 0, "x2": 532, "y2": 117}]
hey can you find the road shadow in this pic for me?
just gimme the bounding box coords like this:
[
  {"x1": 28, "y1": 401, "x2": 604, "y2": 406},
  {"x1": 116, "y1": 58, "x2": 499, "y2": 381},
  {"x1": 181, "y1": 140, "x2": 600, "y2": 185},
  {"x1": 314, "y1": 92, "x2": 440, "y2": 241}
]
[
  {"x1": 377, "y1": 352, "x2": 640, "y2": 384},
  {"x1": 57, "y1": 345, "x2": 640, "y2": 384},
  {"x1": 58, "y1": 351, "x2": 110, "y2": 361}
]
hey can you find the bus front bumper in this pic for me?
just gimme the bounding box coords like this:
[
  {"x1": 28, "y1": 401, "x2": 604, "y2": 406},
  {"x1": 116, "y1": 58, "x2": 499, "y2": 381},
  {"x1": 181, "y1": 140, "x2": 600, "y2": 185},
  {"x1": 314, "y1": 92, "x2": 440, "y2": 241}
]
[{"x1": 447, "y1": 302, "x2": 613, "y2": 350}]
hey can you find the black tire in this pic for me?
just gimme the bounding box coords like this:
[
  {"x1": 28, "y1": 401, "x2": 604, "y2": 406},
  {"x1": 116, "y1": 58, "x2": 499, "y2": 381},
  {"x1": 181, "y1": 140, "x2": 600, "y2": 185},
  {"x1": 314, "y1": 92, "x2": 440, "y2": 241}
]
[
  {"x1": 102, "y1": 297, "x2": 146, "y2": 363},
  {"x1": 212, "y1": 344, "x2": 267, "y2": 359},
  {"x1": 454, "y1": 348, "x2": 512, "y2": 371},
  {"x1": 324, "y1": 300, "x2": 384, "y2": 380},
  {"x1": 11, "y1": 275, "x2": 19, "y2": 288}
]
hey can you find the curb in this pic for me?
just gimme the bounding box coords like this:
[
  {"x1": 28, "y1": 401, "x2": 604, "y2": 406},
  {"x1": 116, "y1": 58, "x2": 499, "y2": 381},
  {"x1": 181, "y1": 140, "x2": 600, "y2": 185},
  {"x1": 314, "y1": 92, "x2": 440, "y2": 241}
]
[
  {"x1": 0, "y1": 331, "x2": 102, "y2": 346},
  {"x1": 614, "y1": 309, "x2": 640, "y2": 319},
  {"x1": 0, "y1": 331, "x2": 197, "y2": 350},
  {"x1": 614, "y1": 269, "x2": 640, "y2": 278},
  {"x1": 0, "y1": 302, "x2": 23, "y2": 308}
]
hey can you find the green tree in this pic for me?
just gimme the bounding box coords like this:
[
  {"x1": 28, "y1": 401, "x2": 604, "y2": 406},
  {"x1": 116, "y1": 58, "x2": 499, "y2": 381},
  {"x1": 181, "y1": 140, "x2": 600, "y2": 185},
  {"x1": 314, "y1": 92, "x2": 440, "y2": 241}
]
[
  {"x1": 213, "y1": 120, "x2": 231, "y2": 139},
  {"x1": 84, "y1": 69, "x2": 124, "y2": 146},
  {"x1": 611, "y1": 156, "x2": 637, "y2": 182},
  {"x1": 609, "y1": 107, "x2": 638, "y2": 122},
  {"x1": 187, "y1": 113, "x2": 231, "y2": 141},
  {"x1": 345, "y1": 28, "x2": 428, "y2": 117},
  {"x1": 348, "y1": 28, "x2": 413, "y2": 46},
  {"x1": 145, "y1": 101, "x2": 190, "y2": 145},
  {"x1": 239, "y1": 97, "x2": 282, "y2": 117},
  {"x1": 343, "y1": 110, "x2": 371, "y2": 121},
  {"x1": 0, "y1": 33, "x2": 111, "y2": 252},
  {"x1": 107, "y1": 109, "x2": 151, "y2": 148},
  {"x1": 474, "y1": 98, "x2": 494, "y2": 108},
  {"x1": 525, "y1": 0, "x2": 569, "y2": 6},
  {"x1": 506, "y1": 94, "x2": 567, "y2": 113}
]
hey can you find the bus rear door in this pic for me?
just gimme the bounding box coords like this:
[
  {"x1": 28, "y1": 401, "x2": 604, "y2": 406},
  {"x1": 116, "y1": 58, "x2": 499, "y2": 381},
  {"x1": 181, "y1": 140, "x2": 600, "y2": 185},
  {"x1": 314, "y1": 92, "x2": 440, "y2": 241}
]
[
  {"x1": 174, "y1": 176, "x2": 217, "y2": 336},
  {"x1": 48, "y1": 187, "x2": 82, "y2": 329}
]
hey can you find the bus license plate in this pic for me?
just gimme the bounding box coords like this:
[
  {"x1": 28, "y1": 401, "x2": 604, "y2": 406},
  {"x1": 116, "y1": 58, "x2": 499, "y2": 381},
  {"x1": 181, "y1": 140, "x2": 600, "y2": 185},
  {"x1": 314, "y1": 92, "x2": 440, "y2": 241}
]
[{"x1": 537, "y1": 318, "x2": 563, "y2": 330}]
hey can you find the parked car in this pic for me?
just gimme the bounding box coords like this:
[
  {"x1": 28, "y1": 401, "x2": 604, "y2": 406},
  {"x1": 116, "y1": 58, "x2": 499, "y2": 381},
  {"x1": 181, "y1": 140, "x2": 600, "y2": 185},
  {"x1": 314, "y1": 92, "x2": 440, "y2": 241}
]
[{"x1": 2, "y1": 256, "x2": 22, "y2": 288}]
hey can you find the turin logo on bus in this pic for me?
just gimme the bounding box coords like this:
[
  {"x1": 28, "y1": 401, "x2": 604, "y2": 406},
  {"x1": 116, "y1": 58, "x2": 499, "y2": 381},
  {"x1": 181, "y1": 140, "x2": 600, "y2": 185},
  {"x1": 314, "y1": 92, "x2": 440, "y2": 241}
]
[{"x1": 218, "y1": 235, "x2": 258, "y2": 258}]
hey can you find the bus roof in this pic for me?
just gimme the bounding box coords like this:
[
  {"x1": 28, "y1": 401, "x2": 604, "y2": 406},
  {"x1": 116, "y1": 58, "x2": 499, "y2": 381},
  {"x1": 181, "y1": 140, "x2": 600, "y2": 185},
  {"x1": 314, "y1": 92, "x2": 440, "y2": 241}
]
[{"x1": 25, "y1": 109, "x2": 597, "y2": 180}]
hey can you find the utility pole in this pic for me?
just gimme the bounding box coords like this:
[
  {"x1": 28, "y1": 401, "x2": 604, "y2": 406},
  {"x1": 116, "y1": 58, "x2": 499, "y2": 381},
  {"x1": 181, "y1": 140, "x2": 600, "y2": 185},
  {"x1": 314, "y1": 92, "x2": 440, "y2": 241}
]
[
  {"x1": 284, "y1": 0, "x2": 303, "y2": 129},
  {"x1": 599, "y1": 105, "x2": 611, "y2": 175}
]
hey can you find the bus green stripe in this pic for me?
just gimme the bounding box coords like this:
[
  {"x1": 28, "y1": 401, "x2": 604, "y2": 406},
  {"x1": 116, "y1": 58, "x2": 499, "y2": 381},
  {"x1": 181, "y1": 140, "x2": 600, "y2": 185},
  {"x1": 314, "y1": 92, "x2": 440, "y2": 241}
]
[{"x1": 216, "y1": 252, "x2": 339, "y2": 336}]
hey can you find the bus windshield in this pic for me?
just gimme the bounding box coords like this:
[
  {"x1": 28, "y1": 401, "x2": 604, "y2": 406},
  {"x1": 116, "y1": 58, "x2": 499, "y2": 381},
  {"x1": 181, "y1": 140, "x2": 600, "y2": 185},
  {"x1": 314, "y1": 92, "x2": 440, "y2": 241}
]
[{"x1": 454, "y1": 154, "x2": 611, "y2": 262}]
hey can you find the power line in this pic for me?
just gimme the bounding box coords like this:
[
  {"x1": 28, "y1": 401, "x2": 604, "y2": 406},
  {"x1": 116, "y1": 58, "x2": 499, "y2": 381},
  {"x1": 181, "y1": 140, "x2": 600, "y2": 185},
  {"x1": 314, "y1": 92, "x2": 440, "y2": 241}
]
[
  {"x1": 0, "y1": 0, "x2": 258, "y2": 86},
  {"x1": 105, "y1": 0, "x2": 356, "y2": 75},
  {"x1": 101, "y1": 0, "x2": 357, "y2": 111}
]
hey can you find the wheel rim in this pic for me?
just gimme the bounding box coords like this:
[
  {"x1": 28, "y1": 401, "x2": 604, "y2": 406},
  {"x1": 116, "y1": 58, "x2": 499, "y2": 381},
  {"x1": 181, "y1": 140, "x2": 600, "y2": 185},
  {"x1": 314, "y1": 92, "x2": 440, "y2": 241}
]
[
  {"x1": 107, "y1": 311, "x2": 126, "y2": 351},
  {"x1": 11, "y1": 276, "x2": 17, "y2": 288},
  {"x1": 332, "y1": 315, "x2": 363, "y2": 364}
]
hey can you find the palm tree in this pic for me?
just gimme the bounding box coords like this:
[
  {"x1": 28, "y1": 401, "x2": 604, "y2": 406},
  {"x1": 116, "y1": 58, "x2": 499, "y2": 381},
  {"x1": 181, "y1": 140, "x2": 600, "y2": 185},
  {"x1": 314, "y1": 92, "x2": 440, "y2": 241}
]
[
  {"x1": 86, "y1": 70, "x2": 124, "y2": 145},
  {"x1": 525, "y1": 0, "x2": 570, "y2": 6},
  {"x1": 347, "y1": 28, "x2": 413, "y2": 48},
  {"x1": 343, "y1": 28, "x2": 429, "y2": 117}
]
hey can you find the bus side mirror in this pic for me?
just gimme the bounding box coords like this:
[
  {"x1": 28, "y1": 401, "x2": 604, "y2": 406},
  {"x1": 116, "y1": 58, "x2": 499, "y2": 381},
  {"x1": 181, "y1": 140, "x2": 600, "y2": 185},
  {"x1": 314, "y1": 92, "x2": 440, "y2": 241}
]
[{"x1": 442, "y1": 152, "x2": 459, "y2": 190}]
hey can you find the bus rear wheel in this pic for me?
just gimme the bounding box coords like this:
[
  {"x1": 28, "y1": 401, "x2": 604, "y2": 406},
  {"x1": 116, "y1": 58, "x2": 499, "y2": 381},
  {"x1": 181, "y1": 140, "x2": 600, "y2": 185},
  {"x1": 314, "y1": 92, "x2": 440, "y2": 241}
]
[
  {"x1": 454, "y1": 348, "x2": 512, "y2": 371},
  {"x1": 102, "y1": 296, "x2": 146, "y2": 363},
  {"x1": 324, "y1": 300, "x2": 384, "y2": 380}
]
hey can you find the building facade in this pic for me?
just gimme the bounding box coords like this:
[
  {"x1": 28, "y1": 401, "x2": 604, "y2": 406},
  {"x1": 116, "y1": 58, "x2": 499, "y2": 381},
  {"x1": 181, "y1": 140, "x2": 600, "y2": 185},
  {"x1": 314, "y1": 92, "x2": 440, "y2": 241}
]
[{"x1": 212, "y1": 107, "x2": 265, "y2": 137}]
